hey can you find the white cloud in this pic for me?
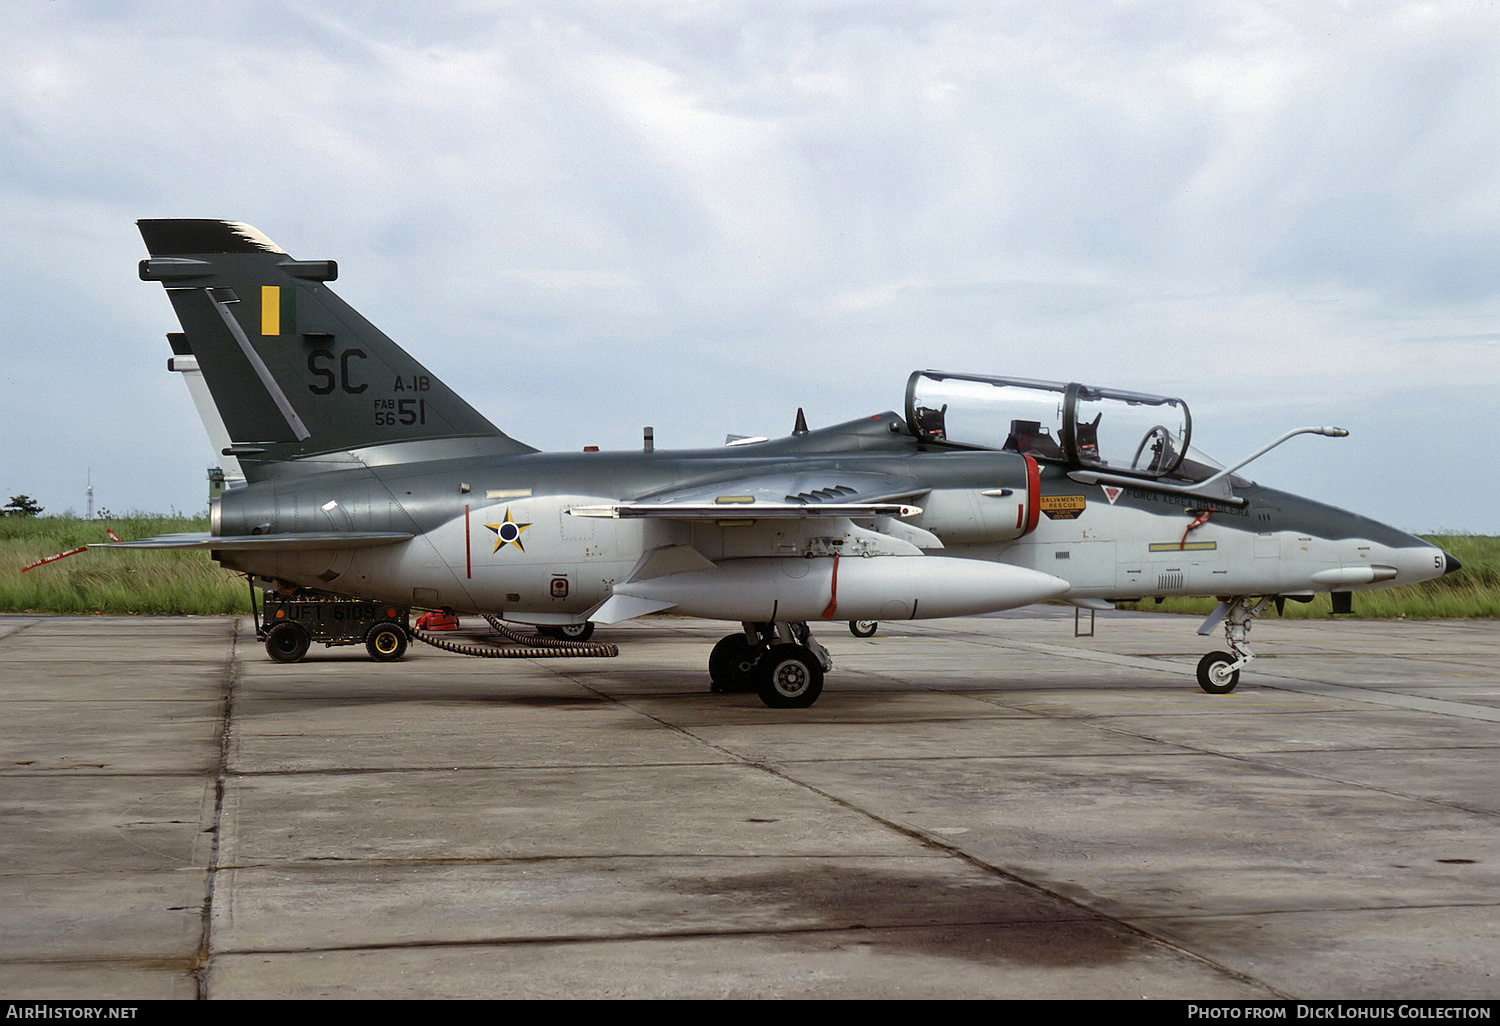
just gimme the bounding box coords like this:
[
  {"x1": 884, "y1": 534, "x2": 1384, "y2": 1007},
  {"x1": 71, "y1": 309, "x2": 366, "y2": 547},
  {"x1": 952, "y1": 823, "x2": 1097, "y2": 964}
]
[{"x1": 0, "y1": 0, "x2": 1496, "y2": 530}]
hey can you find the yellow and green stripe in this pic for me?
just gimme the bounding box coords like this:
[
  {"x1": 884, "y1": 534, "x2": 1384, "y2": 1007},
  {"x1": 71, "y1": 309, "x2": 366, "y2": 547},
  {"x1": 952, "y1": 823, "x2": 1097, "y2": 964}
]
[{"x1": 260, "y1": 285, "x2": 297, "y2": 336}]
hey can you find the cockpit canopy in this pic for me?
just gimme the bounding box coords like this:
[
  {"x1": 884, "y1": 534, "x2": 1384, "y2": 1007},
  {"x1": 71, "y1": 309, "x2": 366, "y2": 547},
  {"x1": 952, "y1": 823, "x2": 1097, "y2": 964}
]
[{"x1": 906, "y1": 370, "x2": 1192, "y2": 479}]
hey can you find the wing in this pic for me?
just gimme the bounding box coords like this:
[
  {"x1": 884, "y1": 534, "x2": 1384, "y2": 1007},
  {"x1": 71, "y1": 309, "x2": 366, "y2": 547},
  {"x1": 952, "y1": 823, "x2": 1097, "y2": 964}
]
[
  {"x1": 569, "y1": 470, "x2": 925, "y2": 520},
  {"x1": 569, "y1": 502, "x2": 921, "y2": 520}
]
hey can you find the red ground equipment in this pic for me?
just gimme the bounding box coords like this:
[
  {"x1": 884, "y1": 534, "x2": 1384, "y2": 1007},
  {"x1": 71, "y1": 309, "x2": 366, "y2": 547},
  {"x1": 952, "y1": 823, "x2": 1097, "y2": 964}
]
[{"x1": 414, "y1": 610, "x2": 461, "y2": 631}]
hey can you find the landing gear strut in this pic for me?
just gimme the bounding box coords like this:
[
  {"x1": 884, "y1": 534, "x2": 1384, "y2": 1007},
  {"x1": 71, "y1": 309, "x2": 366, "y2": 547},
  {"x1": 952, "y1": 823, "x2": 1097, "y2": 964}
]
[
  {"x1": 708, "y1": 622, "x2": 833, "y2": 708},
  {"x1": 1196, "y1": 596, "x2": 1273, "y2": 694}
]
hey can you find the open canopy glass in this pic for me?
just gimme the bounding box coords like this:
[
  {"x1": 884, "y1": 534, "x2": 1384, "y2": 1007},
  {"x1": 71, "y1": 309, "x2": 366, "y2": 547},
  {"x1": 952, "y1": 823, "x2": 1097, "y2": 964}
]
[{"x1": 905, "y1": 370, "x2": 1192, "y2": 479}]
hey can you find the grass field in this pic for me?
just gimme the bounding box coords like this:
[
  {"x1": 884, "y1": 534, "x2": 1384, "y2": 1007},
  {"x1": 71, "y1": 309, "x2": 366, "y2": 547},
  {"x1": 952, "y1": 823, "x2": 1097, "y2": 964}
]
[
  {"x1": 2, "y1": 516, "x2": 1496, "y2": 618},
  {"x1": 1, "y1": 514, "x2": 248, "y2": 615}
]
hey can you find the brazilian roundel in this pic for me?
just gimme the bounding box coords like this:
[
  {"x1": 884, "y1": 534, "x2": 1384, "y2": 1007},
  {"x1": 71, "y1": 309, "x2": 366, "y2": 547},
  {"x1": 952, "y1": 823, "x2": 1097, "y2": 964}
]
[{"x1": 485, "y1": 508, "x2": 532, "y2": 553}]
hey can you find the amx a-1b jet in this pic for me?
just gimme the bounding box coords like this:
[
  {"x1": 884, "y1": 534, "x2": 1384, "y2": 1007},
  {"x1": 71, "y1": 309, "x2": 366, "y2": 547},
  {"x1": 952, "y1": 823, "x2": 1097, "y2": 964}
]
[{"x1": 112, "y1": 219, "x2": 1460, "y2": 707}]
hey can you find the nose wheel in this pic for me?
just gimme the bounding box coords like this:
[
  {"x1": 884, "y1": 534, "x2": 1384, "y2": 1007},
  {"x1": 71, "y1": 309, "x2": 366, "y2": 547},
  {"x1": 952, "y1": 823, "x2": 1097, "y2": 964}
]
[{"x1": 1196, "y1": 651, "x2": 1240, "y2": 694}]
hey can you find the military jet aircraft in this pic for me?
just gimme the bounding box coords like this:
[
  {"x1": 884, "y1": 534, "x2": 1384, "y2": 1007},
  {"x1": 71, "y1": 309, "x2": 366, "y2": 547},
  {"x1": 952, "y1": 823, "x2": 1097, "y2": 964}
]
[{"x1": 109, "y1": 219, "x2": 1461, "y2": 707}]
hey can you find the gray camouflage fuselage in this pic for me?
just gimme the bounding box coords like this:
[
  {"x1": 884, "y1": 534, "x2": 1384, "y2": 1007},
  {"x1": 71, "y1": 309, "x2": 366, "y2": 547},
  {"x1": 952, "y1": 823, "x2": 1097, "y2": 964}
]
[{"x1": 207, "y1": 410, "x2": 1446, "y2": 621}]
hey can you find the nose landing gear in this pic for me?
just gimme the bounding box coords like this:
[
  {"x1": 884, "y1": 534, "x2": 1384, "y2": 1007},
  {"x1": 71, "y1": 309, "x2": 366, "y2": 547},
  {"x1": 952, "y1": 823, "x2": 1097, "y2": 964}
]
[{"x1": 1195, "y1": 596, "x2": 1273, "y2": 694}]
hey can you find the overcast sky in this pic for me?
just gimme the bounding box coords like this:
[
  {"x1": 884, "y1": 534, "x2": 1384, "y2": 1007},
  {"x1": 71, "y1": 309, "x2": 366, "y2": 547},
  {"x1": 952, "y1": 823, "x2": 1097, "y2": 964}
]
[{"x1": 3, "y1": 0, "x2": 1496, "y2": 532}]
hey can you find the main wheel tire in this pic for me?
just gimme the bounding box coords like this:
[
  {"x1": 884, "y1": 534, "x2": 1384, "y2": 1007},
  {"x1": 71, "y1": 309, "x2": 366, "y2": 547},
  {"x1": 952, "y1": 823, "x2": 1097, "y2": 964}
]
[
  {"x1": 756, "y1": 643, "x2": 825, "y2": 709},
  {"x1": 1196, "y1": 650, "x2": 1240, "y2": 694},
  {"x1": 265, "y1": 622, "x2": 311, "y2": 664},
  {"x1": 366, "y1": 622, "x2": 409, "y2": 662},
  {"x1": 537, "y1": 622, "x2": 595, "y2": 641},
  {"x1": 708, "y1": 633, "x2": 761, "y2": 692},
  {"x1": 849, "y1": 620, "x2": 878, "y2": 638}
]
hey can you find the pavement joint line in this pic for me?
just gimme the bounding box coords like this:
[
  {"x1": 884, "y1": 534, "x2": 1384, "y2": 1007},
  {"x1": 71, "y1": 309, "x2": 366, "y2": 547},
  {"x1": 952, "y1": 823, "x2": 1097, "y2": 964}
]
[
  {"x1": 0, "y1": 957, "x2": 198, "y2": 969},
  {"x1": 1219, "y1": 760, "x2": 1500, "y2": 821},
  {"x1": 0, "y1": 697, "x2": 222, "y2": 703},
  {"x1": 756, "y1": 759, "x2": 1291, "y2": 999},
  {"x1": 0, "y1": 618, "x2": 45, "y2": 643},
  {"x1": 198, "y1": 915, "x2": 1123, "y2": 958},
  {"x1": 987, "y1": 692, "x2": 1500, "y2": 752},
  {"x1": 1082, "y1": 723, "x2": 1500, "y2": 821},
  {"x1": 0, "y1": 852, "x2": 954, "y2": 881},
  {"x1": 210, "y1": 852, "x2": 951, "y2": 870},
  {"x1": 765, "y1": 750, "x2": 1212, "y2": 763},
  {"x1": 1130, "y1": 899, "x2": 1500, "y2": 922},
  {"x1": 633, "y1": 711, "x2": 1046, "y2": 724},
  {"x1": 194, "y1": 617, "x2": 238, "y2": 1001},
  {"x1": 907, "y1": 621, "x2": 1500, "y2": 724},
  {"x1": 1105, "y1": 740, "x2": 1500, "y2": 756},
  {"x1": 171, "y1": 896, "x2": 1500, "y2": 960},
  {"x1": 1256, "y1": 680, "x2": 1500, "y2": 723},
  {"x1": 0, "y1": 770, "x2": 234, "y2": 779},
  {"x1": 219, "y1": 760, "x2": 746, "y2": 777},
  {"x1": 529, "y1": 661, "x2": 783, "y2": 770},
  {"x1": 971, "y1": 701, "x2": 1456, "y2": 719}
]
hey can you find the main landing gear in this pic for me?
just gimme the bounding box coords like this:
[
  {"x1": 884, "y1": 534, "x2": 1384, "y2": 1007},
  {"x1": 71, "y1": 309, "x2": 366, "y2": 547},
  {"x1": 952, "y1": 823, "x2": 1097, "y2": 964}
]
[
  {"x1": 709, "y1": 622, "x2": 833, "y2": 708},
  {"x1": 537, "y1": 621, "x2": 596, "y2": 642},
  {"x1": 1196, "y1": 596, "x2": 1273, "y2": 694}
]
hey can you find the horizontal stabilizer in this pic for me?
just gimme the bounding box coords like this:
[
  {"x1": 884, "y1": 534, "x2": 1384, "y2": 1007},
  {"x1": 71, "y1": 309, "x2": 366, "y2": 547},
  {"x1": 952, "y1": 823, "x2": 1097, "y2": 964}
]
[
  {"x1": 93, "y1": 531, "x2": 413, "y2": 551},
  {"x1": 569, "y1": 502, "x2": 922, "y2": 520}
]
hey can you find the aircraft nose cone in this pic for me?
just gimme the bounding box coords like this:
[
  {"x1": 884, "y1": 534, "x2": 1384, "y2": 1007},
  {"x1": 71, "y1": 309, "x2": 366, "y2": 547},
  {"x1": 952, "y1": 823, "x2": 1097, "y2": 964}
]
[{"x1": 1444, "y1": 552, "x2": 1462, "y2": 575}]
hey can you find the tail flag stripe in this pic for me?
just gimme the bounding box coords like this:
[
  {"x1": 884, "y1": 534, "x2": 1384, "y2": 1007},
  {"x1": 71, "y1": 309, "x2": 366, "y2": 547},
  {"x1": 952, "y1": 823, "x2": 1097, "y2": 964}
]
[{"x1": 261, "y1": 286, "x2": 280, "y2": 336}]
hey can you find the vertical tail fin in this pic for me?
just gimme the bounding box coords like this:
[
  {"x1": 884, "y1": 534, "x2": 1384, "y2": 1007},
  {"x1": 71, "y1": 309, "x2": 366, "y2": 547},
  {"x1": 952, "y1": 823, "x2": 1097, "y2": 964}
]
[{"x1": 138, "y1": 219, "x2": 533, "y2": 478}]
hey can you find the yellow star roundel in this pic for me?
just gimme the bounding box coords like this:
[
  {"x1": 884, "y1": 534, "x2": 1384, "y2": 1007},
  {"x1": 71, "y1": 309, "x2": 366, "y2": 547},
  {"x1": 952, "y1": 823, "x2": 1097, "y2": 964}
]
[{"x1": 484, "y1": 508, "x2": 532, "y2": 553}]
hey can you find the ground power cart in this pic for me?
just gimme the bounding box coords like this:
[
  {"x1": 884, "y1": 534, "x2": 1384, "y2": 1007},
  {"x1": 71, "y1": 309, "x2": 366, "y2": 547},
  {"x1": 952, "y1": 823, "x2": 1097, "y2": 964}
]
[{"x1": 256, "y1": 589, "x2": 412, "y2": 663}]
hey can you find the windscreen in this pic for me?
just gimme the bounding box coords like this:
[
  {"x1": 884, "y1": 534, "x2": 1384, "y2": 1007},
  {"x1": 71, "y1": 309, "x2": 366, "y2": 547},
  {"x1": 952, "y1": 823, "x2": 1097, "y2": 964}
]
[{"x1": 1071, "y1": 385, "x2": 1190, "y2": 476}]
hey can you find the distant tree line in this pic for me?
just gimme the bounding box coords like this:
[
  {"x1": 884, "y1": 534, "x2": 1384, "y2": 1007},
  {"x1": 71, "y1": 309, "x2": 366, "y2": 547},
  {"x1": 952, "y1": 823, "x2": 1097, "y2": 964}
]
[{"x1": 3, "y1": 495, "x2": 43, "y2": 517}]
